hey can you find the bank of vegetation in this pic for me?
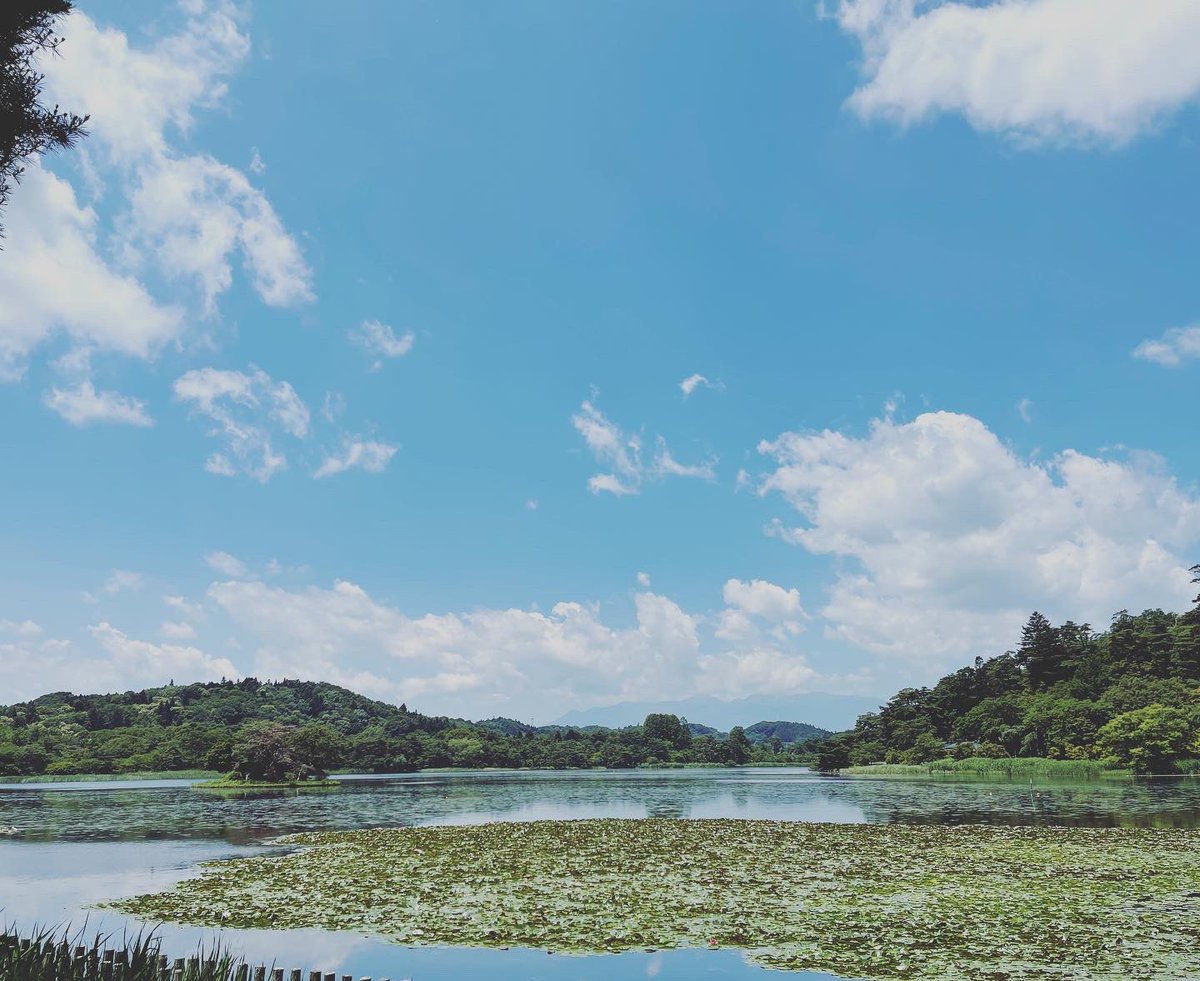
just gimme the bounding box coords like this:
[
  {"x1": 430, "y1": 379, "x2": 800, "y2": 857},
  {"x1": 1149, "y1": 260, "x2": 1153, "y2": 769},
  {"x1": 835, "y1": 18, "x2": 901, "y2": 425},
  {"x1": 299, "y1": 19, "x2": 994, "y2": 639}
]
[
  {"x1": 816, "y1": 568, "x2": 1200, "y2": 775},
  {"x1": 0, "y1": 680, "x2": 826, "y2": 779}
]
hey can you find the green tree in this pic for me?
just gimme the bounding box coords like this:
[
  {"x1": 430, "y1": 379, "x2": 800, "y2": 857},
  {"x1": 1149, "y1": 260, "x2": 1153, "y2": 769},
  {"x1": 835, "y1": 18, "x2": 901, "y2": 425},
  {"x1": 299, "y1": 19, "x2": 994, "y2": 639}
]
[
  {"x1": 1096, "y1": 705, "x2": 1197, "y2": 774},
  {"x1": 1, "y1": 2, "x2": 89, "y2": 236},
  {"x1": 230, "y1": 722, "x2": 300, "y2": 782},
  {"x1": 643, "y1": 713, "x2": 688, "y2": 748},
  {"x1": 726, "y1": 726, "x2": 752, "y2": 765}
]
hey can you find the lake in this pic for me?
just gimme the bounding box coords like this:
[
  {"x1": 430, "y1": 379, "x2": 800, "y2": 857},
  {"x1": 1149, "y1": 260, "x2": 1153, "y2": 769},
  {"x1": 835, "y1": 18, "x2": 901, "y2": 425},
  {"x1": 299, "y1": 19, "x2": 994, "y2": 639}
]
[{"x1": 3, "y1": 767, "x2": 1200, "y2": 980}]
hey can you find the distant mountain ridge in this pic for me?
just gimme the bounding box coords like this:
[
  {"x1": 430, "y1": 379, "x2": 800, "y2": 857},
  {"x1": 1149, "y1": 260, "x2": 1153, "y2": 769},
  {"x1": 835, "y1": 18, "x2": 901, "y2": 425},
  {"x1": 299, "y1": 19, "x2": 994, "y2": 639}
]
[
  {"x1": 553, "y1": 693, "x2": 881, "y2": 733},
  {"x1": 475, "y1": 716, "x2": 830, "y2": 744}
]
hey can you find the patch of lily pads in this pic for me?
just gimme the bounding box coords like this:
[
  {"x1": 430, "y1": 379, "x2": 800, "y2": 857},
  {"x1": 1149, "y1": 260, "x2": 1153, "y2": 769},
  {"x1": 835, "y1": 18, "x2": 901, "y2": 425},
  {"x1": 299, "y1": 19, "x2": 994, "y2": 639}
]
[{"x1": 110, "y1": 818, "x2": 1200, "y2": 980}]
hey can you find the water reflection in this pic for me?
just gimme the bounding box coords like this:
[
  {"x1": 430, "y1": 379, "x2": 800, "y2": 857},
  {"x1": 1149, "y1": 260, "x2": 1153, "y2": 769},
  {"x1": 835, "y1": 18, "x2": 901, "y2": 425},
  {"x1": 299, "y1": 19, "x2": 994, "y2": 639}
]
[{"x1": 2, "y1": 768, "x2": 1199, "y2": 844}]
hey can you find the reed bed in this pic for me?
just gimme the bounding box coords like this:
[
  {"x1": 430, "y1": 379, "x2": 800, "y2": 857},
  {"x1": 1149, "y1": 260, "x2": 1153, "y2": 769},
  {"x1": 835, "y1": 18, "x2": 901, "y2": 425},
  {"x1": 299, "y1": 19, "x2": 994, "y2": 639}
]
[{"x1": 0, "y1": 927, "x2": 393, "y2": 981}]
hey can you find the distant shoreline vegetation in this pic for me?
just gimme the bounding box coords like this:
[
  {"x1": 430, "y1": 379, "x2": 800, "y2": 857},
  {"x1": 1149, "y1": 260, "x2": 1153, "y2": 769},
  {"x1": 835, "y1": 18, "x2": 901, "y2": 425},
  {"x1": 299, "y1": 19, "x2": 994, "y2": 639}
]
[
  {"x1": 0, "y1": 679, "x2": 827, "y2": 779},
  {"x1": 812, "y1": 580, "x2": 1200, "y2": 777}
]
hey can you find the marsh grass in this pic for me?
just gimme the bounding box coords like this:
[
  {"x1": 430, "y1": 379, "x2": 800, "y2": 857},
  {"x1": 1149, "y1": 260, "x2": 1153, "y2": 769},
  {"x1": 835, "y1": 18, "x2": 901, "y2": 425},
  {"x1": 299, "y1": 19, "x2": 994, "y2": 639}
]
[
  {"x1": 846, "y1": 758, "x2": 1126, "y2": 778},
  {"x1": 1, "y1": 772, "x2": 220, "y2": 786},
  {"x1": 0, "y1": 924, "x2": 240, "y2": 981}
]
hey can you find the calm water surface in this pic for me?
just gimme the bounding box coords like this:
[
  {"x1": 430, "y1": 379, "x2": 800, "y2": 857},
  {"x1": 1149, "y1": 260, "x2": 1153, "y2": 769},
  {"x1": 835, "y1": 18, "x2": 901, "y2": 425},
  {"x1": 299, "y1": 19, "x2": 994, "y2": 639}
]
[{"x1": 3, "y1": 767, "x2": 1199, "y2": 980}]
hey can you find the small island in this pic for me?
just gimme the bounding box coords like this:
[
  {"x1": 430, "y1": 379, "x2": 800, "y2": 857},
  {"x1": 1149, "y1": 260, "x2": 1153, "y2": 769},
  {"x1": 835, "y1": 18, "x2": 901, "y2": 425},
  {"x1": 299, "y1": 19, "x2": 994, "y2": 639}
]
[{"x1": 192, "y1": 722, "x2": 340, "y2": 789}]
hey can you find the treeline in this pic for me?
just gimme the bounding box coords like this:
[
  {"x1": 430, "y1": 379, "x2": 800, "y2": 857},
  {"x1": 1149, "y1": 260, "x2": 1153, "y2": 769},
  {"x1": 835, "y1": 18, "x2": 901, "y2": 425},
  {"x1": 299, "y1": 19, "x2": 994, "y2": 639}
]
[
  {"x1": 816, "y1": 569, "x2": 1200, "y2": 775},
  {"x1": 0, "y1": 679, "x2": 826, "y2": 777}
]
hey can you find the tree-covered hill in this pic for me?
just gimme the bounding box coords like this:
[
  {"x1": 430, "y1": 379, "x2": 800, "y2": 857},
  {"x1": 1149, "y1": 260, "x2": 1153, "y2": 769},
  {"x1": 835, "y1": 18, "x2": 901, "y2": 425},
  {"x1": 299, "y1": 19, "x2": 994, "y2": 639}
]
[
  {"x1": 744, "y1": 720, "x2": 828, "y2": 746},
  {"x1": 815, "y1": 569, "x2": 1200, "y2": 775},
  {"x1": 0, "y1": 678, "x2": 828, "y2": 777}
]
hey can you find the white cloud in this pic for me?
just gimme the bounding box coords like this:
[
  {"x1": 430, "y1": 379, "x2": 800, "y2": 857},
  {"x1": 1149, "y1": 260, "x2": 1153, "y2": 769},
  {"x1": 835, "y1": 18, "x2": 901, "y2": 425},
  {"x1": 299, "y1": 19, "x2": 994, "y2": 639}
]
[
  {"x1": 1133, "y1": 325, "x2": 1200, "y2": 367},
  {"x1": 572, "y1": 400, "x2": 717, "y2": 495},
  {"x1": 44, "y1": 381, "x2": 154, "y2": 427},
  {"x1": 249, "y1": 148, "x2": 266, "y2": 175},
  {"x1": 206, "y1": 577, "x2": 842, "y2": 720},
  {"x1": 525, "y1": 499, "x2": 539, "y2": 511},
  {"x1": 122, "y1": 153, "x2": 313, "y2": 313},
  {"x1": 723, "y1": 579, "x2": 806, "y2": 623},
  {"x1": 0, "y1": 166, "x2": 182, "y2": 380},
  {"x1": 349, "y1": 320, "x2": 415, "y2": 370},
  {"x1": 757, "y1": 410, "x2": 1200, "y2": 668},
  {"x1": 637, "y1": 571, "x2": 652, "y2": 587},
  {"x1": 680, "y1": 373, "x2": 722, "y2": 398},
  {"x1": 163, "y1": 594, "x2": 203, "y2": 618},
  {"x1": 313, "y1": 439, "x2": 398, "y2": 479},
  {"x1": 1017, "y1": 398, "x2": 1034, "y2": 423},
  {"x1": 206, "y1": 550, "x2": 251, "y2": 578},
  {"x1": 174, "y1": 366, "x2": 310, "y2": 481},
  {"x1": 653, "y1": 438, "x2": 717, "y2": 482},
  {"x1": 835, "y1": 0, "x2": 1200, "y2": 145},
  {"x1": 88, "y1": 621, "x2": 237, "y2": 685},
  {"x1": 102, "y1": 570, "x2": 143, "y2": 595},
  {"x1": 160, "y1": 620, "x2": 197, "y2": 640},
  {"x1": 0, "y1": 3, "x2": 310, "y2": 393},
  {"x1": 0, "y1": 619, "x2": 43, "y2": 638}
]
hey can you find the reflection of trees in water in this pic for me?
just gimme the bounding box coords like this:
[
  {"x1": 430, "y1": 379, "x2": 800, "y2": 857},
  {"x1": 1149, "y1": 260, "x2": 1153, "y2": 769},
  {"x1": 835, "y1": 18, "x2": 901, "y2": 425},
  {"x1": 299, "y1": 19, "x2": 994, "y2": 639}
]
[{"x1": 3, "y1": 771, "x2": 1200, "y2": 843}]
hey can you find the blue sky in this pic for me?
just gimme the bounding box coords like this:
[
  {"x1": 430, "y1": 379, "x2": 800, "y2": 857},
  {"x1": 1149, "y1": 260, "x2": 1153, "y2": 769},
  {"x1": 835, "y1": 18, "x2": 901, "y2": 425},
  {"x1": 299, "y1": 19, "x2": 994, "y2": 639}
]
[{"x1": 2, "y1": 0, "x2": 1199, "y2": 722}]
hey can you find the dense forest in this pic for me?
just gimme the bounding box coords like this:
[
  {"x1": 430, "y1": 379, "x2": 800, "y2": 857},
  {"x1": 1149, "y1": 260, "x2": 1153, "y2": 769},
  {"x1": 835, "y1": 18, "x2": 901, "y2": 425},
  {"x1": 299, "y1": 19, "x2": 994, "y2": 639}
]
[
  {"x1": 816, "y1": 567, "x2": 1200, "y2": 774},
  {"x1": 0, "y1": 678, "x2": 827, "y2": 778}
]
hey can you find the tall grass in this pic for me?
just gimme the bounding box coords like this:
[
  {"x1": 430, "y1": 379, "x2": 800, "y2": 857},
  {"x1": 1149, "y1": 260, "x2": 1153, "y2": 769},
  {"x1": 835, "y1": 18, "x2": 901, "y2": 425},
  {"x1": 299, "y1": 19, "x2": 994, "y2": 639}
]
[
  {"x1": 845, "y1": 758, "x2": 1125, "y2": 778},
  {"x1": 0, "y1": 772, "x2": 220, "y2": 786},
  {"x1": 0, "y1": 926, "x2": 241, "y2": 981},
  {"x1": 927, "y1": 757, "x2": 1123, "y2": 777}
]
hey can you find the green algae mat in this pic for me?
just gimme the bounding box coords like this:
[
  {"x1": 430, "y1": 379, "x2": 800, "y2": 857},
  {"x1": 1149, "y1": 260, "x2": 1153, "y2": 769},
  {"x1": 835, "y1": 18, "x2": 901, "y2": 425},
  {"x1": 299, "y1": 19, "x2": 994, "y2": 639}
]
[{"x1": 111, "y1": 818, "x2": 1200, "y2": 980}]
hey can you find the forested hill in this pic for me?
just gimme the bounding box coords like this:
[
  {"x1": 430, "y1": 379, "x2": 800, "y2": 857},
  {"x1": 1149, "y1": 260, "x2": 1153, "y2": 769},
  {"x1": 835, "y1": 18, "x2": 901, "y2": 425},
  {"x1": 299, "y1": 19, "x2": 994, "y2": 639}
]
[
  {"x1": 816, "y1": 579, "x2": 1200, "y2": 775},
  {"x1": 0, "y1": 678, "x2": 828, "y2": 777}
]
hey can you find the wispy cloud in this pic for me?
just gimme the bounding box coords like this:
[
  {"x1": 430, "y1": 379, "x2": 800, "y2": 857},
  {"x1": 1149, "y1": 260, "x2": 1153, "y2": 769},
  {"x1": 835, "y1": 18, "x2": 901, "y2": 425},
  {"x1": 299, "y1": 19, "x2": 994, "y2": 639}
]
[
  {"x1": 349, "y1": 320, "x2": 415, "y2": 371},
  {"x1": 572, "y1": 400, "x2": 718, "y2": 496},
  {"x1": 174, "y1": 366, "x2": 309, "y2": 481}
]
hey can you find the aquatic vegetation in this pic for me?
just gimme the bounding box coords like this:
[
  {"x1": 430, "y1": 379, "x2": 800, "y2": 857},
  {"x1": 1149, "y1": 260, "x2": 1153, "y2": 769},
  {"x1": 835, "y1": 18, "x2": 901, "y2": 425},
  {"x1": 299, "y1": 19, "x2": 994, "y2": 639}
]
[
  {"x1": 113, "y1": 818, "x2": 1200, "y2": 980},
  {"x1": 191, "y1": 781, "x2": 339, "y2": 790}
]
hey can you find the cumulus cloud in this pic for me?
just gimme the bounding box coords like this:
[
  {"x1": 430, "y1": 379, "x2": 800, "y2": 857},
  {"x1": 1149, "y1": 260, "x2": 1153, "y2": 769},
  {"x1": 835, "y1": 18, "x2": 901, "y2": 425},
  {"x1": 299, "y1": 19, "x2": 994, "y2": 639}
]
[
  {"x1": 43, "y1": 2, "x2": 312, "y2": 312},
  {"x1": 572, "y1": 400, "x2": 717, "y2": 496},
  {"x1": 313, "y1": 439, "x2": 398, "y2": 479},
  {"x1": 0, "y1": 165, "x2": 182, "y2": 381},
  {"x1": 1133, "y1": 325, "x2": 1200, "y2": 367},
  {"x1": 44, "y1": 380, "x2": 154, "y2": 427},
  {"x1": 88, "y1": 621, "x2": 237, "y2": 685},
  {"x1": 757, "y1": 410, "x2": 1200, "y2": 667},
  {"x1": 716, "y1": 578, "x2": 807, "y2": 646},
  {"x1": 349, "y1": 320, "x2": 415, "y2": 370},
  {"x1": 0, "y1": 619, "x2": 236, "y2": 702},
  {"x1": 174, "y1": 366, "x2": 310, "y2": 481},
  {"x1": 204, "y1": 577, "x2": 843, "y2": 720},
  {"x1": 835, "y1": 0, "x2": 1200, "y2": 145}
]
